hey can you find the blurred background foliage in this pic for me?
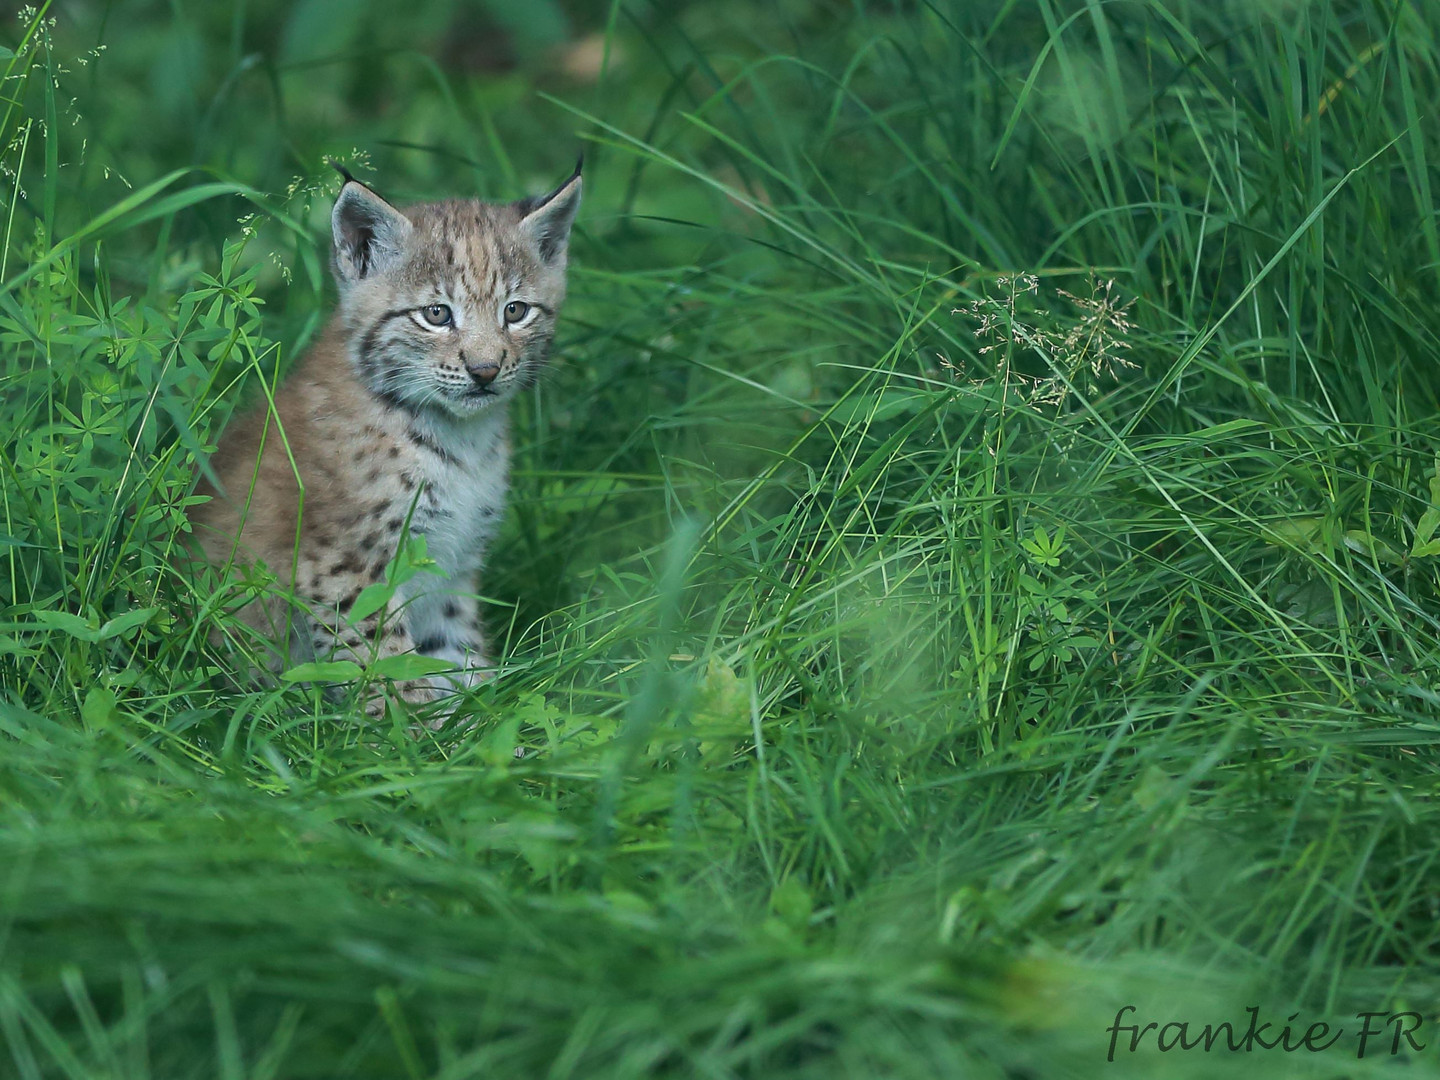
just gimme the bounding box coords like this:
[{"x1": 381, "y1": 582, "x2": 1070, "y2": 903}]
[{"x1": 6, "y1": 0, "x2": 1440, "y2": 1075}]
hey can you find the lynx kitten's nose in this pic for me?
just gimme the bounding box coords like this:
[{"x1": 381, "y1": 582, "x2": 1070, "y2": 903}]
[{"x1": 466, "y1": 361, "x2": 500, "y2": 387}]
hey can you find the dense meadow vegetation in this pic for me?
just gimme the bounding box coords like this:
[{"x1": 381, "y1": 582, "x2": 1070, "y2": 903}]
[{"x1": 4, "y1": 0, "x2": 1440, "y2": 1075}]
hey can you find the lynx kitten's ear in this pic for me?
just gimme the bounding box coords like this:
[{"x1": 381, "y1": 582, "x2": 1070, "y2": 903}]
[
  {"x1": 519, "y1": 158, "x2": 583, "y2": 263},
  {"x1": 331, "y1": 179, "x2": 413, "y2": 287}
]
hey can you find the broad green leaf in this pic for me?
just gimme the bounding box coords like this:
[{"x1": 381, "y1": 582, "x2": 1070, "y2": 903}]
[
  {"x1": 1413, "y1": 507, "x2": 1440, "y2": 552},
  {"x1": 33, "y1": 610, "x2": 101, "y2": 641},
  {"x1": 282, "y1": 660, "x2": 364, "y2": 683},
  {"x1": 347, "y1": 580, "x2": 398, "y2": 625},
  {"x1": 97, "y1": 607, "x2": 161, "y2": 640},
  {"x1": 82, "y1": 687, "x2": 120, "y2": 729},
  {"x1": 369, "y1": 654, "x2": 456, "y2": 681},
  {"x1": 1344, "y1": 529, "x2": 1404, "y2": 566},
  {"x1": 1017, "y1": 573, "x2": 1046, "y2": 594}
]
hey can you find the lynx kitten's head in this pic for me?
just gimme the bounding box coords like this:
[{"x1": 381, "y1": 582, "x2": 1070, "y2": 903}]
[{"x1": 330, "y1": 164, "x2": 582, "y2": 418}]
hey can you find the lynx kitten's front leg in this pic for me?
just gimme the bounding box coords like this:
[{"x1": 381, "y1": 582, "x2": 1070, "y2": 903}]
[{"x1": 308, "y1": 602, "x2": 436, "y2": 718}]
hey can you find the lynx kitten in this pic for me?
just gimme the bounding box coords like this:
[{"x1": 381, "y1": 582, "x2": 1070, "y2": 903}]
[{"x1": 192, "y1": 163, "x2": 581, "y2": 714}]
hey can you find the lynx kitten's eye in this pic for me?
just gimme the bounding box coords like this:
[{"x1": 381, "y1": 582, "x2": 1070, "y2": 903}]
[
  {"x1": 419, "y1": 304, "x2": 453, "y2": 327},
  {"x1": 504, "y1": 301, "x2": 530, "y2": 324}
]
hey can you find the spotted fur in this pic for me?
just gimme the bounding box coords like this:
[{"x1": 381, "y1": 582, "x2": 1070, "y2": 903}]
[{"x1": 192, "y1": 166, "x2": 581, "y2": 717}]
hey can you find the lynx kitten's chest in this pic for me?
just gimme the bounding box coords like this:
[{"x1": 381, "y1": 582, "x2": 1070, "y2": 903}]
[{"x1": 390, "y1": 409, "x2": 510, "y2": 663}]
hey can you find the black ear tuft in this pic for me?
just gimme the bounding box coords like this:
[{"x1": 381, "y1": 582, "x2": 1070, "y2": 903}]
[
  {"x1": 331, "y1": 181, "x2": 412, "y2": 288},
  {"x1": 327, "y1": 158, "x2": 357, "y2": 186}
]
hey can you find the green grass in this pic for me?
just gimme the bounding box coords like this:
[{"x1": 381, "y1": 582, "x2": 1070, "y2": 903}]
[{"x1": 5, "y1": 0, "x2": 1440, "y2": 1075}]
